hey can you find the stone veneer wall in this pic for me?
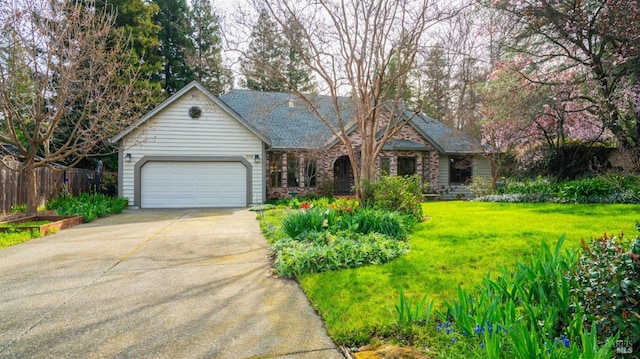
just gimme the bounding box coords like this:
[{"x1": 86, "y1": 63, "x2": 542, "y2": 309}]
[{"x1": 266, "y1": 124, "x2": 442, "y2": 199}]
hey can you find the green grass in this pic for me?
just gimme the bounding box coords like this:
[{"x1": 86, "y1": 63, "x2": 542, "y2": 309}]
[
  {"x1": 298, "y1": 201, "x2": 640, "y2": 345},
  {"x1": 0, "y1": 220, "x2": 52, "y2": 228},
  {"x1": 0, "y1": 230, "x2": 40, "y2": 249}
]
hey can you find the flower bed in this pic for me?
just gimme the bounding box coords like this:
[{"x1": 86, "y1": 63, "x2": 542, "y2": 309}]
[{"x1": 0, "y1": 215, "x2": 84, "y2": 236}]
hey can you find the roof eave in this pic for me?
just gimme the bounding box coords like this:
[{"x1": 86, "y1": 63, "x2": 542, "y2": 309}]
[
  {"x1": 109, "y1": 82, "x2": 200, "y2": 144},
  {"x1": 407, "y1": 119, "x2": 446, "y2": 153},
  {"x1": 109, "y1": 81, "x2": 272, "y2": 146}
]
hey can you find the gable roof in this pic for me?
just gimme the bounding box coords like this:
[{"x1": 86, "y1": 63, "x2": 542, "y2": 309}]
[
  {"x1": 382, "y1": 139, "x2": 431, "y2": 151},
  {"x1": 219, "y1": 89, "x2": 354, "y2": 150},
  {"x1": 221, "y1": 89, "x2": 481, "y2": 154},
  {"x1": 114, "y1": 82, "x2": 481, "y2": 154},
  {"x1": 109, "y1": 82, "x2": 271, "y2": 145},
  {"x1": 408, "y1": 113, "x2": 482, "y2": 154}
]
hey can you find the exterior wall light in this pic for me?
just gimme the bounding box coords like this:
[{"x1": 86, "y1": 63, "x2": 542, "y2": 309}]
[
  {"x1": 254, "y1": 154, "x2": 260, "y2": 163},
  {"x1": 125, "y1": 153, "x2": 132, "y2": 162}
]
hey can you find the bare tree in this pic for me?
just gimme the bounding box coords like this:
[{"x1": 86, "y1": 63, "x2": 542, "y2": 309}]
[
  {"x1": 233, "y1": 0, "x2": 448, "y2": 199},
  {"x1": 0, "y1": 0, "x2": 145, "y2": 213}
]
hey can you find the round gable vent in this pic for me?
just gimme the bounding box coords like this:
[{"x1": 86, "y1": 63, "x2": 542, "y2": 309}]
[{"x1": 189, "y1": 106, "x2": 202, "y2": 118}]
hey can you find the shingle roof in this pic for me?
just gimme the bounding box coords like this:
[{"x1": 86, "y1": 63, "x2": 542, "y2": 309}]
[
  {"x1": 0, "y1": 144, "x2": 21, "y2": 157},
  {"x1": 408, "y1": 113, "x2": 482, "y2": 154},
  {"x1": 218, "y1": 88, "x2": 481, "y2": 154},
  {"x1": 219, "y1": 90, "x2": 354, "y2": 150},
  {"x1": 382, "y1": 139, "x2": 431, "y2": 151},
  {"x1": 110, "y1": 82, "x2": 270, "y2": 145}
]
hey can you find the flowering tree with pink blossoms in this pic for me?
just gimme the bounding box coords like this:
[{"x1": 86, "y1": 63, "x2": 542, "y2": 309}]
[
  {"x1": 488, "y1": 0, "x2": 640, "y2": 156},
  {"x1": 480, "y1": 59, "x2": 615, "y2": 180}
]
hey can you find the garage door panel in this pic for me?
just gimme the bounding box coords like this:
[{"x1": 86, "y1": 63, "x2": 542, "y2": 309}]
[{"x1": 141, "y1": 161, "x2": 246, "y2": 208}]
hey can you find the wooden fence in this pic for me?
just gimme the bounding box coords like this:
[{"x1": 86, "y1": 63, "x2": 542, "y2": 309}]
[{"x1": 0, "y1": 166, "x2": 95, "y2": 215}]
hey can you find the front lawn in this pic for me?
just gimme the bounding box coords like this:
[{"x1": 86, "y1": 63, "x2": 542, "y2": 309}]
[{"x1": 296, "y1": 201, "x2": 640, "y2": 346}]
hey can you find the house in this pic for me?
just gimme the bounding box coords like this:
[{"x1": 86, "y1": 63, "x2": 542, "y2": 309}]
[{"x1": 110, "y1": 81, "x2": 490, "y2": 208}]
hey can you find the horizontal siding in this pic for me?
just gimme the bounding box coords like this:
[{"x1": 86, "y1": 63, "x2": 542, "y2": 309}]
[
  {"x1": 438, "y1": 155, "x2": 449, "y2": 188},
  {"x1": 440, "y1": 154, "x2": 485, "y2": 199},
  {"x1": 473, "y1": 156, "x2": 491, "y2": 179},
  {"x1": 121, "y1": 88, "x2": 264, "y2": 205}
]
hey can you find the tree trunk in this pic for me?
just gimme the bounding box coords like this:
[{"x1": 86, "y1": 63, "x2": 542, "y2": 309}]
[
  {"x1": 25, "y1": 166, "x2": 38, "y2": 214},
  {"x1": 488, "y1": 153, "x2": 498, "y2": 192}
]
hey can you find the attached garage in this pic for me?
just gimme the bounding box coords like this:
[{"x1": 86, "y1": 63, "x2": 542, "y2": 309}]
[
  {"x1": 110, "y1": 82, "x2": 270, "y2": 208},
  {"x1": 140, "y1": 161, "x2": 247, "y2": 208}
]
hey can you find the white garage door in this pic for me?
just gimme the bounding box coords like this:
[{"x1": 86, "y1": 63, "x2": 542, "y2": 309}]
[{"x1": 141, "y1": 161, "x2": 246, "y2": 208}]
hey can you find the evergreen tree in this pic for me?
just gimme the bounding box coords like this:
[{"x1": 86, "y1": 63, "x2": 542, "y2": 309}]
[
  {"x1": 420, "y1": 44, "x2": 450, "y2": 123},
  {"x1": 188, "y1": 0, "x2": 230, "y2": 95},
  {"x1": 241, "y1": 10, "x2": 315, "y2": 93},
  {"x1": 94, "y1": 0, "x2": 163, "y2": 106},
  {"x1": 240, "y1": 9, "x2": 288, "y2": 92},
  {"x1": 283, "y1": 17, "x2": 314, "y2": 92},
  {"x1": 153, "y1": 0, "x2": 194, "y2": 94}
]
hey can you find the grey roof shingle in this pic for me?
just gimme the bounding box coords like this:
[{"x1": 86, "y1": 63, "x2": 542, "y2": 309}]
[
  {"x1": 408, "y1": 113, "x2": 482, "y2": 154},
  {"x1": 219, "y1": 90, "x2": 354, "y2": 150},
  {"x1": 219, "y1": 89, "x2": 481, "y2": 154},
  {"x1": 382, "y1": 139, "x2": 430, "y2": 151}
]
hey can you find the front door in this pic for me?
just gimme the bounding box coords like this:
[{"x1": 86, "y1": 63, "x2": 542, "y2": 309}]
[{"x1": 333, "y1": 156, "x2": 352, "y2": 194}]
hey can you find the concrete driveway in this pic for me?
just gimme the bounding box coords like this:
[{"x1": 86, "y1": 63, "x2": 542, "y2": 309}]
[{"x1": 0, "y1": 208, "x2": 343, "y2": 358}]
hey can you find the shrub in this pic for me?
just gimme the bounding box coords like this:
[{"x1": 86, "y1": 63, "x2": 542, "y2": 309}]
[
  {"x1": 270, "y1": 231, "x2": 410, "y2": 277},
  {"x1": 361, "y1": 175, "x2": 424, "y2": 222},
  {"x1": 11, "y1": 204, "x2": 27, "y2": 213},
  {"x1": 468, "y1": 176, "x2": 494, "y2": 198},
  {"x1": 299, "y1": 192, "x2": 322, "y2": 201},
  {"x1": 569, "y1": 230, "x2": 640, "y2": 350},
  {"x1": 483, "y1": 175, "x2": 640, "y2": 204},
  {"x1": 265, "y1": 198, "x2": 291, "y2": 207},
  {"x1": 498, "y1": 176, "x2": 557, "y2": 196},
  {"x1": 46, "y1": 193, "x2": 128, "y2": 222}
]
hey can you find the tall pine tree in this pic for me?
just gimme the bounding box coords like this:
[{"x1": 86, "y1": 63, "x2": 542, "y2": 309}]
[
  {"x1": 241, "y1": 10, "x2": 315, "y2": 93},
  {"x1": 283, "y1": 17, "x2": 314, "y2": 92},
  {"x1": 188, "y1": 0, "x2": 230, "y2": 95},
  {"x1": 241, "y1": 9, "x2": 287, "y2": 92},
  {"x1": 95, "y1": 0, "x2": 163, "y2": 107},
  {"x1": 153, "y1": 0, "x2": 194, "y2": 94},
  {"x1": 420, "y1": 44, "x2": 450, "y2": 123}
]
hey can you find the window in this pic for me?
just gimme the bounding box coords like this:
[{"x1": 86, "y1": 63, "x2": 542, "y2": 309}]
[
  {"x1": 287, "y1": 154, "x2": 299, "y2": 187},
  {"x1": 398, "y1": 157, "x2": 416, "y2": 176},
  {"x1": 269, "y1": 153, "x2": 283, "y2": 187},
  {"x1": 449, "y1": 155, "x2": 473, "y2": 184},
  {"x1": 304, "y1": 159, "x2": 317, "y2": 187},
  {"x1": 380, "y1": 156, "x2": 391, "y2": 175}
]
